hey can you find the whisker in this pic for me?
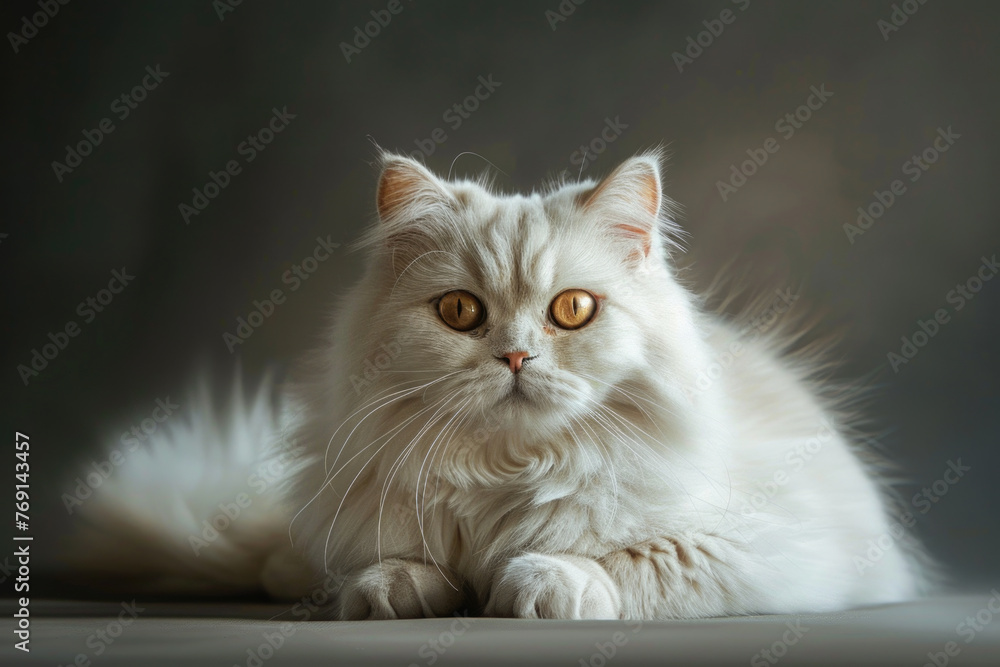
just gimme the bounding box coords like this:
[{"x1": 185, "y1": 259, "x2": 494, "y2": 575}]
[
  {"x1": 415, "y1": 396, "x2": 472, "y2": 550},
  {"x1": 325, "y1": 372, "x2": 462, "y2": 473},
  {"x1": 319, "y1": 394, "x2": 454, "y2": 573},
  {"x1": 291, "y1": 395, "x2": 443, "y2": 550},
  {"x1": 376, "y1": 390, "x2": 460, "y2": 564},
  {"x1": 390, "y1": 250, "x2": 463, "y2": 301},
  {"x1": 426, "y1": 407, "x2": 474, "y2": 534}
]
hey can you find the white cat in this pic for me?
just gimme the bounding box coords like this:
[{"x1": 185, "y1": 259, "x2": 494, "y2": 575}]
[{"x1": 70, "y1": 150, "x2": 929, "y2": 619}]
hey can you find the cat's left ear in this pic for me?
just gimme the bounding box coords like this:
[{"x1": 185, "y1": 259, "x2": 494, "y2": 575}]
[
  {"x1": 368, "y1": 152, "x2": 456, "y2": 274},
  {"x1": 375, "y1": 153, "x2": 455, "y2": 225},
  {"x1": 582, "y1": 153, "x2": 664, "y2": 262}
]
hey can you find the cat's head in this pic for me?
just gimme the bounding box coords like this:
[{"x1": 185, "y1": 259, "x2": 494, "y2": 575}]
[{"x1": 351, "y1": 150, "x2": 705, "y2": 453}]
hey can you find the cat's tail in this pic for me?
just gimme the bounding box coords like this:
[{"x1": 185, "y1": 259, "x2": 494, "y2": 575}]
[{"x1": 62, "y1": 374, "x2": 313, "y2": 599}]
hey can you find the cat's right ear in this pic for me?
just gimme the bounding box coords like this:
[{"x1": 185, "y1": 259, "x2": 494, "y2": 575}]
[{"x1": 376, "y1": 154, "x2": 454, "y2": 226}]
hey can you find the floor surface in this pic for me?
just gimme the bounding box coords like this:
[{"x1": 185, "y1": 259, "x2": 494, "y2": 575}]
[{"x1": 5, "y1": 595, "x2": 1000, "y2": 666}]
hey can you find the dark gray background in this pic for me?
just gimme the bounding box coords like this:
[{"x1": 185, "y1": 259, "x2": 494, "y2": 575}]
[{"x1": 2, "y1": 1, "x2": 997, "y2": 589}]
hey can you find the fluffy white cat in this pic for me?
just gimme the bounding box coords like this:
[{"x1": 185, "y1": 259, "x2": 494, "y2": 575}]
[{"x1": 70, "y1": 150, "x2": 928, "y2": 619}]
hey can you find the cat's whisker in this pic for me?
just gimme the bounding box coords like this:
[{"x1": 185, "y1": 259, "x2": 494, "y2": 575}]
[
  {"x1": 290, "y1": 378, "x2": 459, "y2": 544},
  {"x1": 426, "y1": 407, "x2": 473, "y2": 533},
  {"x1": 412, "y1": 398, "x2": 472, "y2": 586},
  {"x1": 447, "y1": 151, "x2": 509, "y2": 181},
  {"x1": 325, "y1": 372, "x2": 462, "y2": 473},
  {"x1": 560, "y1": 386, "x2": 708, "y2": 520},
  {"x1": 375, "y1": 391, "x2": 466, "y2": 590},
  {"x1": 568, "y1": 416, "x2": 619, "y2": 528},
  {"x1": 319, "y1": 394, "x2": 455, "y2": 574},
  {"x1": 376, "y1": 389, "x2": 459, "y2": 559},
  {"x1": 577, "y1": 371, "x2": 694, "y2": 424},
  {"x1": 414, "y1": 396, "x2": 472, "y2": 548},
  {"x1": 389, "y1": 249, "x2": 463, "y2": 301},
  {"x1": 595, "y1": 402, "x2": 738, "y2": 516},
  {"x1": 377, "y1": 369, "x2": 463, "y2": 373},
  {"x1": 319, "y1": 376, "x2": 435, "y2": 475},
  {"x1": 585, "y1": 375, "x2": 691, "y2": 430},
  {"x1": 578, "y1": 373, "x2": 661, "y2": 430},
  {"x1": 595, "y1": 407, "x2": 763, "y2": 555},
  {"x1": 586, "y1": 408, "x2": 659, "y2": 480},
  {"x1": 585, "y1": 402, "x2": 706, "y2": 503}
]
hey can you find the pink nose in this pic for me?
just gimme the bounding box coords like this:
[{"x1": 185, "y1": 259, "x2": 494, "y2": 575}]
[{"x1": 499, "y1": 351, "x2": 530, "y2": 373}]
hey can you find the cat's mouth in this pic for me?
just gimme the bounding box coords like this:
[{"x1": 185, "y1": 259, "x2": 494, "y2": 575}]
[
  {"x1": 501, "y1": 376, "x2": 526, "y2": 400},
  {"x1": 483, "y1": 366, "x2": 574, "y2": 416},
  {"x1": 499, "y1": 374, "x2": 544, "y2": 408},
  {"x1": 508, "y1": 379, "x2": 528, "y2": 399}
]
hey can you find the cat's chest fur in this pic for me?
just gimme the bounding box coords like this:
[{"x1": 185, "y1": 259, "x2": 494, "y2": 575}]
[{"x1": 427, "y1": 430, "x2": 709, "y2": 562}]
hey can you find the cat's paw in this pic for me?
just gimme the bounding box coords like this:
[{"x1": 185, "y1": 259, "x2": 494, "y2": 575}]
[
  {"x1": 485, "y1": 553, "x2": 621, "y2": 619},
  {"x1": 338, "y1": 559, "x2": 464, "y2": 620}
]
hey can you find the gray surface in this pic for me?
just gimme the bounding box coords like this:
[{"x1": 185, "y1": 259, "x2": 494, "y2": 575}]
[{"x1": 5, "y1": 595, "x2": 1000, "y2": 666}]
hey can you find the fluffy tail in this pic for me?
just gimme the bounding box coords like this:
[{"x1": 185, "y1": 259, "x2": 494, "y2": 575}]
[{"x1": 65, "y1": 375, "x2": 311, "y2": 599}]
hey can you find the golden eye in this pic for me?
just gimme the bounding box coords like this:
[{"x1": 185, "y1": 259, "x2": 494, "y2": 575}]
[
  {"x1": 438, "y1": 290, "x2": 485, "y2": 331},
  {"x1": 550, "y1": 289, "x2": 596, "y2": 330}
]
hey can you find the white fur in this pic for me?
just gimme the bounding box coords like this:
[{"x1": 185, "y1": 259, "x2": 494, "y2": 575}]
[
  {"x1": 72, "y1": 150, "x2": 928, "y2": 619},
  {"x1": 68, "y1": 376, "x2": 313, "y2": 598}
]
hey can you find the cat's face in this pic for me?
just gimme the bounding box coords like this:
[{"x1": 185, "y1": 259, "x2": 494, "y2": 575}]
[{"x1": 359, "y1": 152, "x2": 693, "y2": 443}]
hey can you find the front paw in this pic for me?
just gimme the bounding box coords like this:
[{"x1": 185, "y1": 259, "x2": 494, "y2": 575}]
[
  {"x1": 485, "y1": 553, "x2": 621, "y2": 619},
  {"x1": 338, "y1": 559, "x2": 464, "y2": 620}
]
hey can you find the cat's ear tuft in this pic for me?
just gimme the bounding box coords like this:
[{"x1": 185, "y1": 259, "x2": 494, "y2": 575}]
[
  {"x1": 376, "y1": 153, "x2": 454, "y2": 224},
  {"x1": 583, "y1": 154, "x2": 664, "y2": 260}
]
